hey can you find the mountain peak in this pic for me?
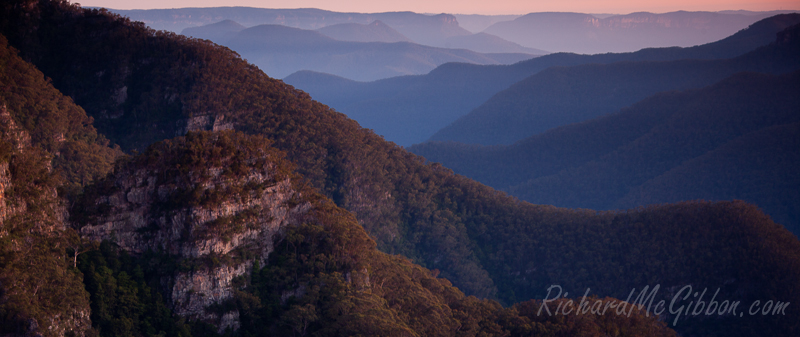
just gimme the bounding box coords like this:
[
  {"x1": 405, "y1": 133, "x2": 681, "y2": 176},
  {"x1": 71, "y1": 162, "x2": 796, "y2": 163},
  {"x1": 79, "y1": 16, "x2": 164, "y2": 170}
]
[{"x1": 315, "y1": 20, "x2": 410, "y2": 43}]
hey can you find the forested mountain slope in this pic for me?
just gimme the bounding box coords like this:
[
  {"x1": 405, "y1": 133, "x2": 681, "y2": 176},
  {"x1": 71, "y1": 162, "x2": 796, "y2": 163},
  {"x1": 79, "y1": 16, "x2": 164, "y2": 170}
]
[
  {"x1": 0, "y1": 33, "x2": 119, "y2": 336},
  {"x1": 0, "y1": 15, "x2": 679, "y2": 337},
  {"x1": 1, "y1": 2, "x2": 799, "y2": 336},
  {"x1": 70, "y1": 130, "x2": 681, "y2": 337}
]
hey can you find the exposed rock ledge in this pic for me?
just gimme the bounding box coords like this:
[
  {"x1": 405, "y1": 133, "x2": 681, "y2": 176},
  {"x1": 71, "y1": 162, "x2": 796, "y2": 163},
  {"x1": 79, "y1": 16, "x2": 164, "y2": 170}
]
[{"x1": 77, "y1": 131, "x2": 311, "y2": 330}]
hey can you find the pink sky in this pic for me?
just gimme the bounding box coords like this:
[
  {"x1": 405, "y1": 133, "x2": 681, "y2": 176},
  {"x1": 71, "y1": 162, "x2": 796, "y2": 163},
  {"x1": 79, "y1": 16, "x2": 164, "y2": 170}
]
[{"x1": 77, "y1": 0, "x2": 799, "y2": 15}]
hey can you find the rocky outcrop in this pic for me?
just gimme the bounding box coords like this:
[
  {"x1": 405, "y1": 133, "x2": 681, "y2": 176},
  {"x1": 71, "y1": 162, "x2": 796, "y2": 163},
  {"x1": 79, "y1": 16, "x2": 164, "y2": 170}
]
[
  {"x1": 0, "y1": 102, "x2": 32, "y2": 226},
  {"x1": 79, "y1": 167, "x2": 300, "y2": 258},
  {"x1": 0, "y1": 104, "x2": 32, "y2": 151},
  {"x1": 176, "y1": 114, "x2": 234, "y2": 137},
  {"x1": 77, "y1": 131, "x2": 312, "y2": 330}
]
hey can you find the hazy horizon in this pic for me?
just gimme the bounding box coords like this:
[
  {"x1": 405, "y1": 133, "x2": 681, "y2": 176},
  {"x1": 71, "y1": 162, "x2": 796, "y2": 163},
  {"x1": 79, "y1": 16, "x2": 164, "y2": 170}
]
[{"x1": 79, "y1": 0, "x2": 799, "y2": 15}]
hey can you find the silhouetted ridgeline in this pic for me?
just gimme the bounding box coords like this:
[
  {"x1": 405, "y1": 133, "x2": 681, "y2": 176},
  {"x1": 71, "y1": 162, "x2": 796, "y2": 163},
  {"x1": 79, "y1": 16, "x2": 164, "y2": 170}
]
[
  {"x1": 1, "y1": 1, "x2": 799, "y2": 336},
  {"x1": 287, "y1": 13, "x2": 800, "y2": 146},
  {"x1": 314, "y1": 20, "x2": 412, "y2": 43},
  {"x1": 411, "y1": 69, "x2": 800, "y2": 236},
  {"x1": 110, "y1": 7, "x2": 473, "y2": 46},
  {"x1": 217, "y1": 23, "x2": 534, "y2": 80},
  {"x1": 118, "y1": 7, "x2": 547, "y2": 57},
  {"x1": 112, "y1": 7, "x2": 786, "y2": 55},
  {"x1": 429, "y1": 21, "x2": 800, "y2": 145}
]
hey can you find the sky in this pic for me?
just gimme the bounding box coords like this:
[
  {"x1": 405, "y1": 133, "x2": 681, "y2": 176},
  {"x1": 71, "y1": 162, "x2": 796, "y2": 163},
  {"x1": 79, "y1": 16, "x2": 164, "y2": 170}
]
[{"x1": 78, "y1": 0, "x2": 799, "y2": 15}]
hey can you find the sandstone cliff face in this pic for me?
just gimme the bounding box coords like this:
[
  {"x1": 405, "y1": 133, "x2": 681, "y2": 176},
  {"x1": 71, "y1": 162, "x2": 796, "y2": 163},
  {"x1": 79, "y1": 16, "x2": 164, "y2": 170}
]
[
  {"x1": 77, "y1": 132, "x2": 312, "y2": 330},
  {"x1": 0, "y1": 103, "x2": 53, "y2": 228},
  {"x1": 177, "y1": 113, "x2": 234, "y2": 137},
  {"x1": 0, "y1": 104, "x2": 32, "y2": 151},
  {"x1": 0, "y1": 105, "x2": 92, "y2": 337},
  {"x1": 0, "y1": 161, "x2": 11, "y2": 225}
]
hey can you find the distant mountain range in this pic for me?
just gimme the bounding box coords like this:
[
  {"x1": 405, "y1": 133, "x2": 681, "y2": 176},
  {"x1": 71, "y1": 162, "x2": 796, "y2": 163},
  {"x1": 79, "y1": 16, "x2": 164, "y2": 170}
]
[
  {"x1": 109, "y1": 7, "x2": 469, "y2": 41},
  {"x1": 287, "y1": 14, "x2": 800, "y2": 146},
  {"x1": 98, "y1": 7, "x2": 798, "y2": 84},
  {"x1": 429, "y1": 14, "x2": 800, "y2": 145},
  {"x1": 483, "y1": 10, "x2": 797, "y2": 54},
  {"x1": 452, "y1": 14, "x2": 521, "y2": 33},
  {"x1": 112, "y1": 7, "x2": 541, "y2": 54},
  {"x1": 315, "y1": 20, "x2": 411, "y2": 43},
  {"x1": 410, "y1": 22, "x2": 800, "y2": 234},
  {"x1": 182, "y1": 21, "x2": 537, "y2": 81},
  {"x1": 111, "y1": 7, "x2": 794, "y2": 54}
]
